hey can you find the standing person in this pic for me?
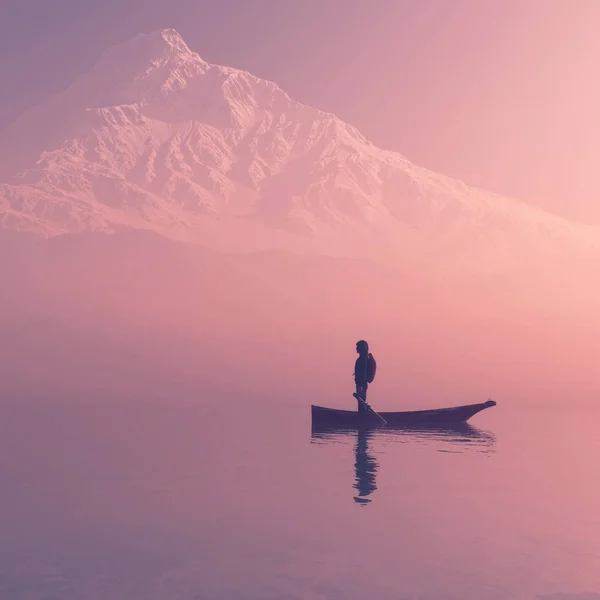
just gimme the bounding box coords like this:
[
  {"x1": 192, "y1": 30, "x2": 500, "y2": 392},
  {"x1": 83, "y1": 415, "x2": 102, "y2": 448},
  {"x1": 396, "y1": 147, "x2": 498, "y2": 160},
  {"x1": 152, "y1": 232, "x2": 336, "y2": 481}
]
[{"x1": 354, "y1": 340, "x2": 376, "y2": 412}]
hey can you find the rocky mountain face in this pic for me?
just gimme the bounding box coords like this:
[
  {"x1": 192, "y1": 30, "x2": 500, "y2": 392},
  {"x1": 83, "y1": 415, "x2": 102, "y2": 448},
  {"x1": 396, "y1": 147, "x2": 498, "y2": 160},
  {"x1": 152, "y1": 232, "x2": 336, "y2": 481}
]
[{"x1": 1, "y1": 29, "x2": 598, "y2": 275}]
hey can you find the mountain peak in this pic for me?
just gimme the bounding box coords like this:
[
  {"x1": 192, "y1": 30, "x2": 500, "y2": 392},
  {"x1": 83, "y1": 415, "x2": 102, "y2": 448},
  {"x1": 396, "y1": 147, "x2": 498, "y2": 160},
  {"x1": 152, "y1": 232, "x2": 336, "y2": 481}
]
[
  {"x1": 97, "y1": 27, "x2": 199, "y2": 68},
  {"x1": 2, "y1": 27, "x2": 600, "y2": 274},
  {"x1": 130, "y1": 28, "x2": 195, "y2": 58},
  {"x1": 53, "y1": 27, "x2": 207, "y2": 111}
]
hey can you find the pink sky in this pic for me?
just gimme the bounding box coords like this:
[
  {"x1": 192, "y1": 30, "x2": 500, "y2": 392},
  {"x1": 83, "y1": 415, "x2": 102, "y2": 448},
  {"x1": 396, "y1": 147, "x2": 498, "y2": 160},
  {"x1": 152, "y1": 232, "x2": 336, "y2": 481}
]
[
  {"x1": 2, "y1": 0, "x2": 600, "y2": 223},
  {"x1": 310, "y1": 0, "x2": 600, "y2": 223},
  {"x1": 2, "y1": 2, "x2": 600, "y2": 408}
]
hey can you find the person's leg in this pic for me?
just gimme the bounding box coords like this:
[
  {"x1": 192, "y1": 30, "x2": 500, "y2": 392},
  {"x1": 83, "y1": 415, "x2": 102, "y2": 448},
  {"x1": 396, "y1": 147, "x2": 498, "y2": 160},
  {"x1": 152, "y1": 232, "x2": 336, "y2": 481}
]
[{"x1": 356, "y1": 383, "x2": 368, "y2": 411}]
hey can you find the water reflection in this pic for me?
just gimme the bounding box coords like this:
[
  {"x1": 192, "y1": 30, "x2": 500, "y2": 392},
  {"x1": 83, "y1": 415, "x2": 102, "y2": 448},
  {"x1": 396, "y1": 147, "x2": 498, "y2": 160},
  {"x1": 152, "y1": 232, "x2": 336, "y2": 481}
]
[
  {"x1": 353, "y1": 428, "x2": 378, "y2": 505},
  {"x1": 312, "y1": 423, "x2": 496, "y2": 506}
]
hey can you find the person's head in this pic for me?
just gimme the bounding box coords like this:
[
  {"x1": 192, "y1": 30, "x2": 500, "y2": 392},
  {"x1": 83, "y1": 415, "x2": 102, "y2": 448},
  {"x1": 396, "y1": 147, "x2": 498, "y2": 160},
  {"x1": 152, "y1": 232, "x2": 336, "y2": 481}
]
[{"x1": 356, "y1": 340, "x2": 369, "y2": 356}]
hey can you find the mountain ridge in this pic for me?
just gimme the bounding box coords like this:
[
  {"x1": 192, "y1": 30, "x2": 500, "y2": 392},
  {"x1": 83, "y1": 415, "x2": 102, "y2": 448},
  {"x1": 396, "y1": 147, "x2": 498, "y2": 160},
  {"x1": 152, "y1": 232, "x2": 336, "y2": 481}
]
[{"x1": 1, "y1": 28, "x2": 599, "y2": 275}]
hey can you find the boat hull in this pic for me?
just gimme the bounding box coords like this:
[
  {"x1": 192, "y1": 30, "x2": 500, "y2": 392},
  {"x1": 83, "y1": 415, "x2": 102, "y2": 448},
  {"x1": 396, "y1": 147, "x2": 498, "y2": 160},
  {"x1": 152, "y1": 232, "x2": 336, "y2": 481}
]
[{"x1": 311, "y1": 399, "x2": 496, "y2": 430}]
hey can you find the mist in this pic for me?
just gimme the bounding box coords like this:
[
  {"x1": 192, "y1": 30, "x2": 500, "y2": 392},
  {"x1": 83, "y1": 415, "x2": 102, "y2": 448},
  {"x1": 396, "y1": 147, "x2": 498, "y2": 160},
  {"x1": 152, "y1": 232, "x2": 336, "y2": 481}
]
[{"x1": 2, "y1": 228, "x2": 599, "y2": 412}]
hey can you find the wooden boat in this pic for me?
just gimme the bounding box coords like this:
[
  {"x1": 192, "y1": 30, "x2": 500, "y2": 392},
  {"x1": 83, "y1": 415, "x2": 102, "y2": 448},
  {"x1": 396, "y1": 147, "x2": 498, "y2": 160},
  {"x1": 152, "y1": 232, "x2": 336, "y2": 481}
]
[{"x1": 311, "y1": 399, "x2": 496, "y2": 429}]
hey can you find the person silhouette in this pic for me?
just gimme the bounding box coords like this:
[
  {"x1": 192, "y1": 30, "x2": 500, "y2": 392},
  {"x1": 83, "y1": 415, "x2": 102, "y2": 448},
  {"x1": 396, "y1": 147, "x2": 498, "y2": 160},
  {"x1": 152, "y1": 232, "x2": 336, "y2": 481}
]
[{"x1": 354, "y1": 340, "x2": 376, "y2": 412}]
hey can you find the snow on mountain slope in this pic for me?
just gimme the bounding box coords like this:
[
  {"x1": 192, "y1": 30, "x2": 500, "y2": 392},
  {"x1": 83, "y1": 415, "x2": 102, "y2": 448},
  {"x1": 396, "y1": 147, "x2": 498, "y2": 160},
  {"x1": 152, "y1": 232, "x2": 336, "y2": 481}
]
[{"x1": 1, "y1": 28, "x2": 599, "y2": 272}]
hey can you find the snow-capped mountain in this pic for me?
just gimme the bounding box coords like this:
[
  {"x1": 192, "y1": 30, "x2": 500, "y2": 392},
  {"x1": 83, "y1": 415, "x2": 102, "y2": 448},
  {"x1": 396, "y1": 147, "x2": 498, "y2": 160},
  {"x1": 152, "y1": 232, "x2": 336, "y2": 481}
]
[{"x1": 1, "y1": 28, "x2": 598, "y2": 272}]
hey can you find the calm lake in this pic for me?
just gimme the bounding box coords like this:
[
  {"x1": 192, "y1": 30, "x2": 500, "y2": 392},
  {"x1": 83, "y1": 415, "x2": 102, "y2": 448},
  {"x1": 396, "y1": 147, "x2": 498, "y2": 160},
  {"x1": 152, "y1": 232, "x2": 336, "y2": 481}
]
[{"x1": 1, "y1": 395, "x2": 599, "y2": 600}]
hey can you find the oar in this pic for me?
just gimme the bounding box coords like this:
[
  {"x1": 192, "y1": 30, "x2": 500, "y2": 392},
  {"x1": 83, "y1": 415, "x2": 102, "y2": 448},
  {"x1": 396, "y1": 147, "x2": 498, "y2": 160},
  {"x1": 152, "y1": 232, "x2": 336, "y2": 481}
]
[{"x1": 353, "y1": 393, "x2": 387, "y2": 425}]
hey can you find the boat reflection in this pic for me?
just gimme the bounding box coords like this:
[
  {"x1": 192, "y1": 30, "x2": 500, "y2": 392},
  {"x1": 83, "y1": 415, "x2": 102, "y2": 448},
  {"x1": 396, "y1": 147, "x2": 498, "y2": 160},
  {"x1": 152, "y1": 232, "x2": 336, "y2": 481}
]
[{"x1": 311, "y1": 423, "x2": 496, "y2": 506}]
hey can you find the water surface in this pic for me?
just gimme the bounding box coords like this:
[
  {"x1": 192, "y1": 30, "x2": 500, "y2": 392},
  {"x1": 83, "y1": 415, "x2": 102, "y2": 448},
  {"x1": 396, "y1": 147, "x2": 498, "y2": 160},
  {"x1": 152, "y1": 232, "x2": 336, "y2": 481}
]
[{"x1": 1, "y1": 396, "x2": 599, "y2": 599}]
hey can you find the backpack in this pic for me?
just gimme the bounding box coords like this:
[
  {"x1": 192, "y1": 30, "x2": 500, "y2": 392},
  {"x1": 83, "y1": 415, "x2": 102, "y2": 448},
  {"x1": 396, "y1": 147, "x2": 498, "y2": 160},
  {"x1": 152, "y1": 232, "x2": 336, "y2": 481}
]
[{"x1": 366, "y1": 353, "x2": 377, "y2": 383}]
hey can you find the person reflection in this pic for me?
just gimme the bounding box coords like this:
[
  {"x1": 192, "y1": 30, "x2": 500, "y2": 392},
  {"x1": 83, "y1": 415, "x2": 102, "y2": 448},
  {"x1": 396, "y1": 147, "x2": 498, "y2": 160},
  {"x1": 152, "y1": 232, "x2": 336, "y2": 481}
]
[{"x1": 353, "y1": 428, "x2": 378, "y2": 505}]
